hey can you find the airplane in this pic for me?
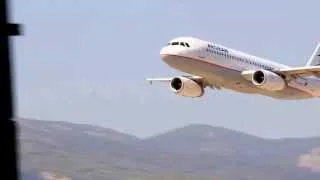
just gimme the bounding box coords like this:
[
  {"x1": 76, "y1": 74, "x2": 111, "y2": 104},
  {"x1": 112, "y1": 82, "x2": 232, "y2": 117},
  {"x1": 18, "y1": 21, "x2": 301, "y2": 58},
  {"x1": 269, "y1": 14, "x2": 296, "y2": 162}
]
[{"x1": 146, "y1": 36, "x2": 320, "y2": 100}]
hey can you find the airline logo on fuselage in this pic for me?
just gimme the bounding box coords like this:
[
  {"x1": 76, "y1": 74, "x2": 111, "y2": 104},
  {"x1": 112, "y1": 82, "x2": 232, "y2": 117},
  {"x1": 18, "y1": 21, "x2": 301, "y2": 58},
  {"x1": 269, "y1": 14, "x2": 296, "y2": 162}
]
[{"x1": 208, "y1": 44, "x2": 229, "y2": 53}]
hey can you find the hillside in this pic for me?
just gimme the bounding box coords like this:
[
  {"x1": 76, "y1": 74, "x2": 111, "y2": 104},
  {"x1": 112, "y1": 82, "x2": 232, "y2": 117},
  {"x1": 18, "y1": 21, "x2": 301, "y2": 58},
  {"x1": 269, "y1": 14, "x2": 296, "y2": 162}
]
[{"x1": 18, "y1": 119, "x2": 320, "y2": 180}]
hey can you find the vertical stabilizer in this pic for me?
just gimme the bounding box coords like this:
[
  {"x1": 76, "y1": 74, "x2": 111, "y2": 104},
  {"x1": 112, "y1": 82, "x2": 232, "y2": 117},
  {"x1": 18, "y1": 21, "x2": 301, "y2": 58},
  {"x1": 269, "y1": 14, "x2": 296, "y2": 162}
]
[{"x1": 306, "y1": 42, "x2": 320, "y2": 66}]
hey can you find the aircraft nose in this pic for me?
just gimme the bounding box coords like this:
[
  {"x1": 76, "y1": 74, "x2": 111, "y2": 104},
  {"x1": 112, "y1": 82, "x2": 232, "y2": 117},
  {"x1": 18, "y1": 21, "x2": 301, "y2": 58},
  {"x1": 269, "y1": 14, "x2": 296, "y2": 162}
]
[
  {"x1": 160, "y1": 47, "x2": 170, "y2": 60},
  {"x1": 160, "y1": 46, "x2": 167, "y2": 55},
  {"x1": 160, "y1": 54, "x2": 170, "y2": 60}
]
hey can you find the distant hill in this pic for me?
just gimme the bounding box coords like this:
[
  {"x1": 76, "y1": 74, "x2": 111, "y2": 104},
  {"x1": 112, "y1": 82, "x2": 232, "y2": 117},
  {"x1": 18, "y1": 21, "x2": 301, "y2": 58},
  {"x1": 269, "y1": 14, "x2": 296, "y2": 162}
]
[
  {"x1": 142, "y1": 124, "x2": 268, "y2": 154},
  {"x1": 18, "y1": 118, "x2": 320, "y2": 180}
]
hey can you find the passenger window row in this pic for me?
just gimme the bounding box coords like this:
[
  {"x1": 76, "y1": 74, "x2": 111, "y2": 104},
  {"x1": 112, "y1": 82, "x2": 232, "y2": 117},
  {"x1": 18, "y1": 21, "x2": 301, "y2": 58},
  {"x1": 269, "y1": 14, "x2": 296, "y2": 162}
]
[{"x1": 206, "y1": 48, "x2": 273, "y2": 70}]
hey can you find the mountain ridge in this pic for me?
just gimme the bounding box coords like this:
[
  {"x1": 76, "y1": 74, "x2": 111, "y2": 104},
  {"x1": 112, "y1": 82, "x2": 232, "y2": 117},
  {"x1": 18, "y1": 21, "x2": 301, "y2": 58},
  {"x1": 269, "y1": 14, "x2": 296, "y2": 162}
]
[
  {"x1": 18, "y1": 118, "x2": 320, "y2": 180},
  {"x1": 17, "y1": 118, "x2": 320, "y2": 140}
]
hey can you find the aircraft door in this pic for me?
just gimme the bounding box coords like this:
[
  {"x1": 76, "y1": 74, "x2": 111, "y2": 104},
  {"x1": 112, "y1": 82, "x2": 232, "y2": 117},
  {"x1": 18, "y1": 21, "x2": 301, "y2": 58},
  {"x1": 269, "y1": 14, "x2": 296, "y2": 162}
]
[{"x1": 198, "y1": 47, "x2": 207, "y2": 59}]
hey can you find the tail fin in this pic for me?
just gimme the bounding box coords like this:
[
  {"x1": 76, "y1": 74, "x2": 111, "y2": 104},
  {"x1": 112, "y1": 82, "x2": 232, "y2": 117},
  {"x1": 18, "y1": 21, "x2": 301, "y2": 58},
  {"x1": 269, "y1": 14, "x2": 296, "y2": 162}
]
[{"x1": 306, "y1": 42, "x2": 320, "y2": 66}]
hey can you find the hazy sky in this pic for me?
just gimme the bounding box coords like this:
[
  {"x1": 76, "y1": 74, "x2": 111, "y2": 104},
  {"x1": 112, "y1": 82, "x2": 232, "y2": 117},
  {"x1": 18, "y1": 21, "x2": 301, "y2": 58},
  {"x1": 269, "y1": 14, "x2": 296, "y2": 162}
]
[{"x1": 12, "y1": 0, "x2": 320, "y2": 139}]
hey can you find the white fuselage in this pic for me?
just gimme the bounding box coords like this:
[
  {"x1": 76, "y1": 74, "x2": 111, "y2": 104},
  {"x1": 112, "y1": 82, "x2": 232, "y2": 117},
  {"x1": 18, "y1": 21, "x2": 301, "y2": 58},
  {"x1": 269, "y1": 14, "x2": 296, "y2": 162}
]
[{"x1": 159, "y1": 37, "x2": 320, "y2": 99}]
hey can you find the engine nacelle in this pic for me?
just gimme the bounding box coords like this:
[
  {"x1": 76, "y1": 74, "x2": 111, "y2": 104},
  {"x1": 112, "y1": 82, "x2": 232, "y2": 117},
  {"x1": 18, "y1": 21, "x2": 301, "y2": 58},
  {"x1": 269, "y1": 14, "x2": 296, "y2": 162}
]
[
  {"x1": 170, "y1": 77, "x2": 204, "y2": 97},
  {"x1": 251, "y1": 69, "x2": 286, "y2": 91}
]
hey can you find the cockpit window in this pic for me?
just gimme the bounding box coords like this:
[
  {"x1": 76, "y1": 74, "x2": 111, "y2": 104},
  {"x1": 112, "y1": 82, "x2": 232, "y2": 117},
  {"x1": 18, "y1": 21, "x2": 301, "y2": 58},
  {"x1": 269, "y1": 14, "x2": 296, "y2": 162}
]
[{"x1": 168, "y1": 41, "x2": 190, "y2": 47}]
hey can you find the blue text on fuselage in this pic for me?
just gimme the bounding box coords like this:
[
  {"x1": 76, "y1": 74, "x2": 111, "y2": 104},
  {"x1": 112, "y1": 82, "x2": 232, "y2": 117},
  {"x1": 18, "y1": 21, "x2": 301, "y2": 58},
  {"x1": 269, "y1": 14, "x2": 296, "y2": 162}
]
[{"x1": 208, "y1": 44, "x2": 229, "y2": 53}]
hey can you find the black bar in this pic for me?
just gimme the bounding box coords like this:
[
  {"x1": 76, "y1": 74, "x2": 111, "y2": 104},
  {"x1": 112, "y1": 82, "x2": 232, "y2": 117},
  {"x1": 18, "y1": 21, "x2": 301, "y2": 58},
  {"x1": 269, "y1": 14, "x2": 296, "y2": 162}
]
[
  {"x1": 1, "y1": 23, "x2": 21, "y2": 36},
  {"x1": 0, "y1": 0, "x2": 21, "y2": 180}
]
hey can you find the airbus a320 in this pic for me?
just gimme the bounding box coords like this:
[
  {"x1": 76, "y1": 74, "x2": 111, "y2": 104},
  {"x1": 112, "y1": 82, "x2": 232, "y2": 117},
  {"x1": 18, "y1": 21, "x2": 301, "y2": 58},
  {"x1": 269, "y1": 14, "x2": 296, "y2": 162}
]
[{"x1": 147, "y1": 37, "x2": 320, "y2": 100}]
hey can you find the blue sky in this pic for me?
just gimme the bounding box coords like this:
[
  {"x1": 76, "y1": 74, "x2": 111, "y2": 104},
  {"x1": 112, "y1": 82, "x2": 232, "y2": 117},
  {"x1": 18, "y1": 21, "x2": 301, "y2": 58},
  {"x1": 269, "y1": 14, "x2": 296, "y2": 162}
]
[{"x1": 12, "y1": 0, "x2": 320, "y2": 139}]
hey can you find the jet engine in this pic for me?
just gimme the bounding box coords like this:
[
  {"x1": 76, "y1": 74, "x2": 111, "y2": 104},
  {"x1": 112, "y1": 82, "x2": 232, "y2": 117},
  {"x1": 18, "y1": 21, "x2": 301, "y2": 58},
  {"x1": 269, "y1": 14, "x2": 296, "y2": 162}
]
[
  {"x1": 251, "y1": 69, "x2": 286, "y2": 91},
  {"x1": 170, "y1": 76, "x2": 204, "y2": 97}
]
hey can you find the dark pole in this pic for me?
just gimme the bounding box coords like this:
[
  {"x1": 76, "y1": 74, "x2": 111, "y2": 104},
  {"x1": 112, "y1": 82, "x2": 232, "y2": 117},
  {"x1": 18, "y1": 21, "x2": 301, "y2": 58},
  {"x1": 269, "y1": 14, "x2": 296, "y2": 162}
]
[{"x1": 0, "y1": 0, "x2": 22, "y2": 179}]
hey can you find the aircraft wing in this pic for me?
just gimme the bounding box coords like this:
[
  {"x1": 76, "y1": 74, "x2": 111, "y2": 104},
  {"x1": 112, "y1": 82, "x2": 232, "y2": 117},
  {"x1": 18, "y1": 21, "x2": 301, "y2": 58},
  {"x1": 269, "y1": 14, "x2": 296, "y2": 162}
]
[
  {"x1": 275, "y1": 66, "x2": 320, "y2": 79},
  {"x1": 146, "y1": 75, "x2": 203, "y2": 84},
  {"x1": 242, "y1": 66, "x2": 320, "y2": 82},
  {"x1": 146, "y1": 75, "x2": 221, "y2": 89},
  {"x1": 146, "y1": 77, "x2": 173, "y2": 84}
]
